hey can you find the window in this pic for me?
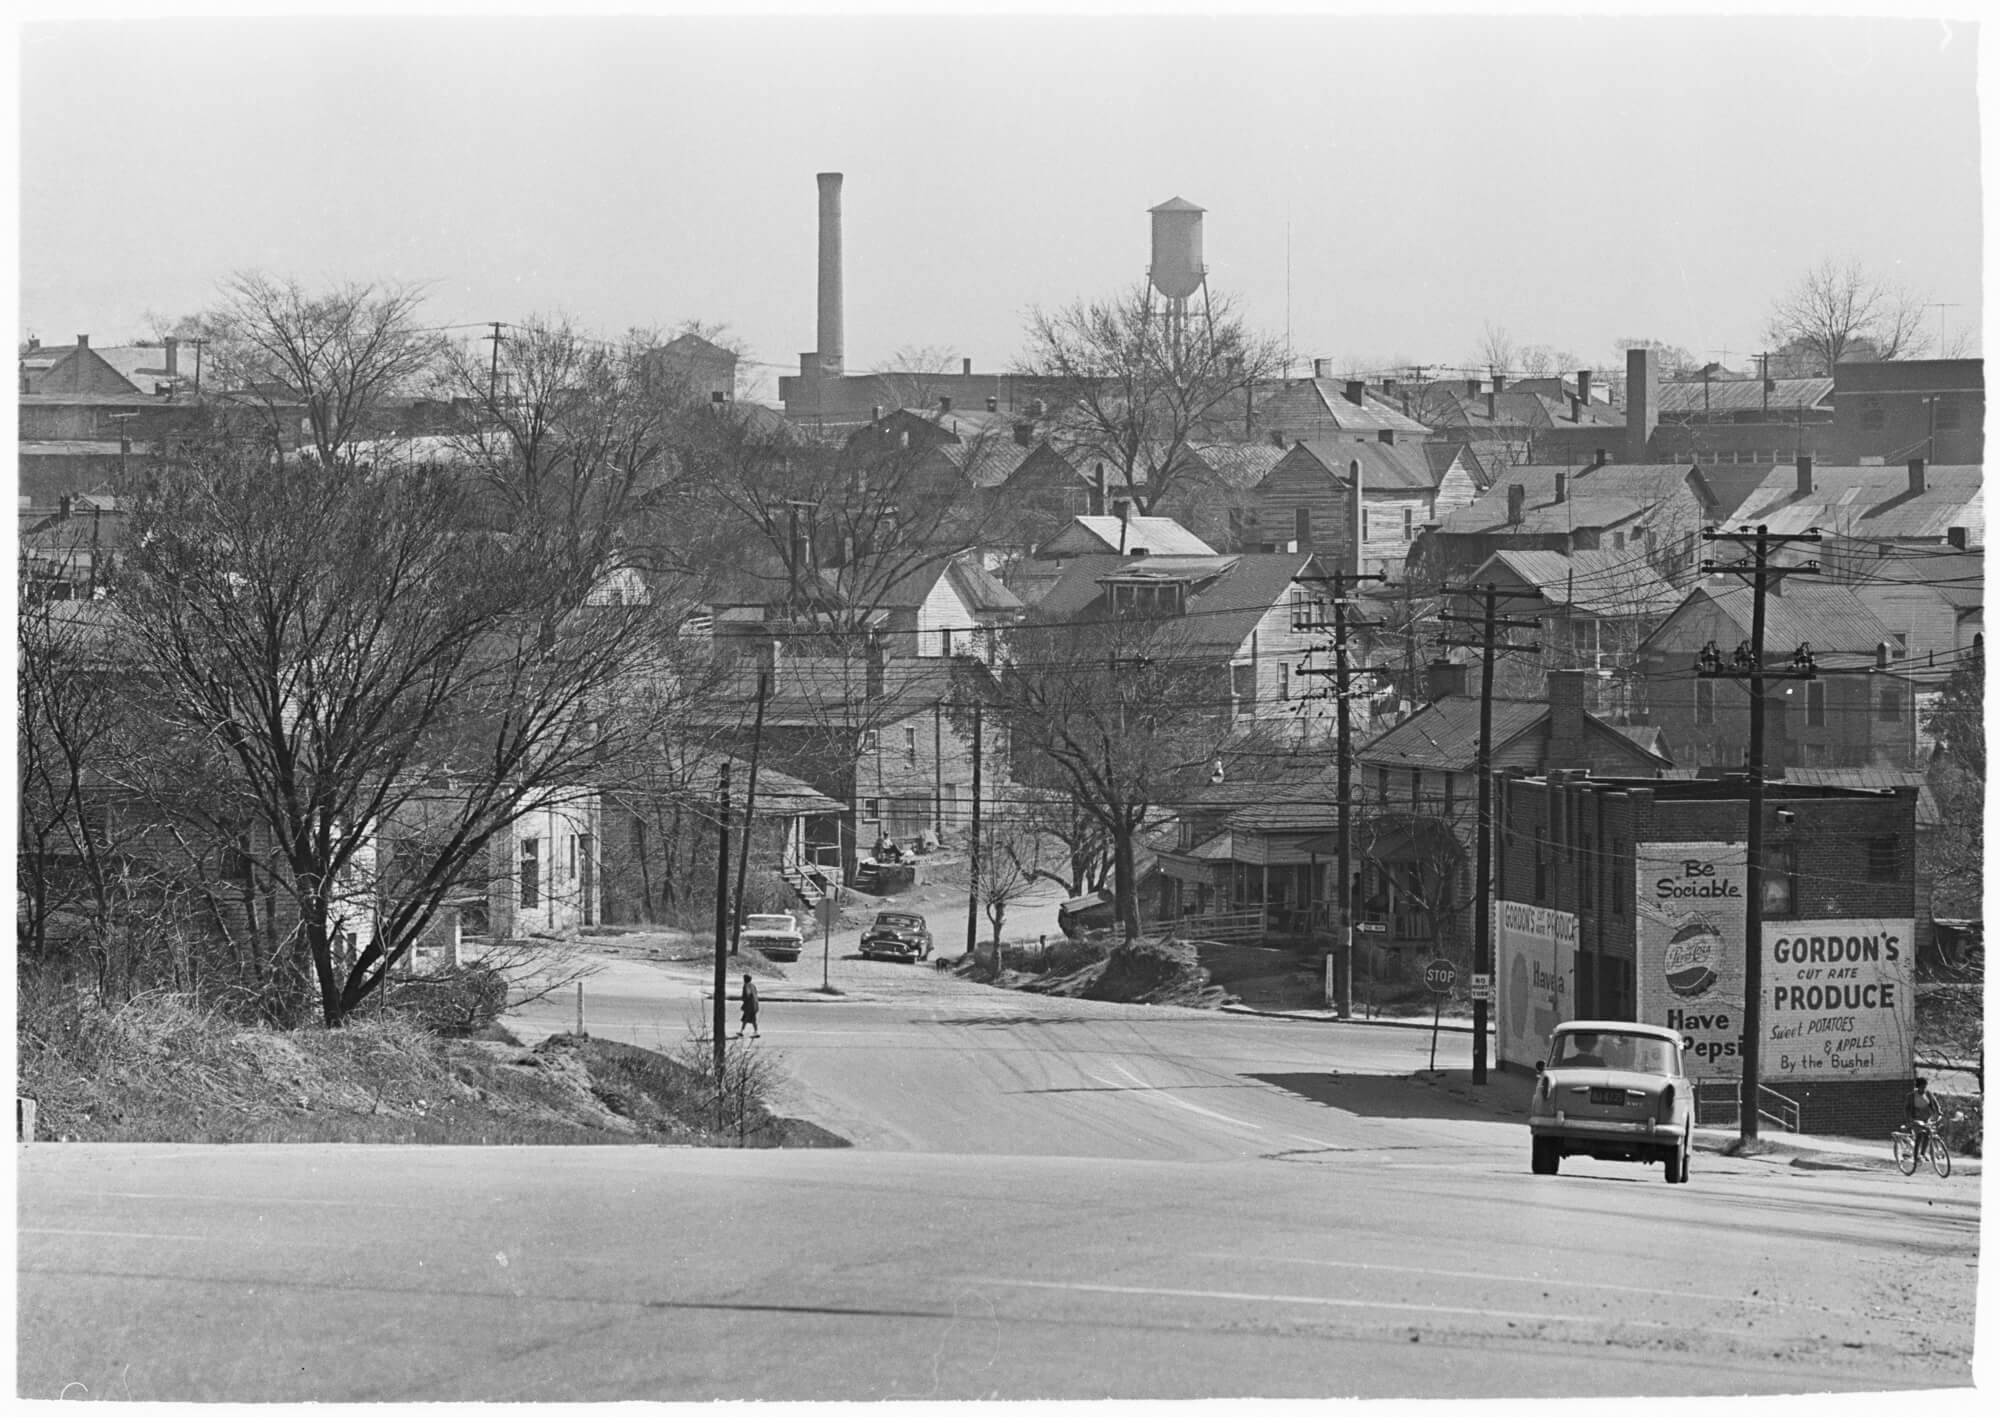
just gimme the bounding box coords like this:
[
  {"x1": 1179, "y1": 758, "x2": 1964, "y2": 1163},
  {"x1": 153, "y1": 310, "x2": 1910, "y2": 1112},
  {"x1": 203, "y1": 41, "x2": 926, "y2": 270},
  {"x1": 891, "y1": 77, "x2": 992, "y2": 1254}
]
[
  {"x1": 861, "y1": 730, "x2": 880, "y2": 753},
  {"x1": 1294, "y1": 507, "x2": 1311, "y2": 547},
  {"x1": 1860, "y1": 398, "x2": 1884, "y2": 432},
  {"x1": 863, "y1": 797, "x2": 883, "y2": 820},
  {"x1": 1695, "y1": 679, "x2": 1715, "y2": 726},
  {"x1": 1935, "y1": 395, "x2": 1961, "y2": 431},
  {"x1": 904, "y1": 725, "x2": 919, "y2": 764},
  {"x1": 1410, "y1": 769, "x2": 1422, "y2": 805},
  {"x1": 1360, "y1": 509, "x2": 1371, "y2": 542},
  {"x1": 568, "y1": 835, "x2": 578, "y2": 883},
  {"x1": 939, "y1": 628, "x2": 953, "y2": 657},
  {"x1": 1231, "y1": 660, "x2": 1257, "y2": 710},
  {"x1": 1278, "y1": 663, "x2": 1290, "y2": 702},
  {"x1": 1612, "y1": 531, "x2": 1627, "y2": 549},
  {"x1": 1761, "y1": 843, "x2": 1797, "y2": 916},
  {"x1": 519, "y1": 837, "x2": 541, "y2": 910},
  {"x1": 1442, "y1": 773, "x2": 1455, "y2": 813},
  {"x1": 1610, "y1": 837, "x2": 1625, "y2": 916},
  {"x1": 1879, "y1": 687, "x2": 1904, "y2": 722},
  {"x1": 1868, "y1": 835, "x2": 1900, "y2": 881},
  {"x1": 1402, "y1": 506, "x2": 1414, "y2": 540},
  {"x1": 1378, "y1": 767, "x2": 1391, "y2": 802},
  {"x1": 1806, "y1": 680, "x2": 1826, "y2": 727}
]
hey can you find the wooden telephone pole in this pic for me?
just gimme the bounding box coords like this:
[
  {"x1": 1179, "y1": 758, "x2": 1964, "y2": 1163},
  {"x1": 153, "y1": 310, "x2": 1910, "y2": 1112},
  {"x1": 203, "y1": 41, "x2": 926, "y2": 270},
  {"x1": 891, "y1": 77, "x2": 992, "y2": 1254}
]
[
  {"x1": 1295, "y1": 568, "x2": 1386, "y2": 1017},
  {"x1": 1697, "y1": 524, "x2": 1821, "y2": 1141},
  {"x1": 1438, "y1": 584, "x2": 1541, "y2": 1085}
]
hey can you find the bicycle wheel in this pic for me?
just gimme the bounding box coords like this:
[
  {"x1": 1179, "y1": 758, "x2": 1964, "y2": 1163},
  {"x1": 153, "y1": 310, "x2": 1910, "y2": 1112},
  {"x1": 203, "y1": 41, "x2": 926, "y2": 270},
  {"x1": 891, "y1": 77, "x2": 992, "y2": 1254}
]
[
  {"x1": 1893, "y1": 1132, "x2": 1917, "y2": 1175},
  {"x1": 1930, "y1": 1135, "x2": 1952, "y2": 1179}
]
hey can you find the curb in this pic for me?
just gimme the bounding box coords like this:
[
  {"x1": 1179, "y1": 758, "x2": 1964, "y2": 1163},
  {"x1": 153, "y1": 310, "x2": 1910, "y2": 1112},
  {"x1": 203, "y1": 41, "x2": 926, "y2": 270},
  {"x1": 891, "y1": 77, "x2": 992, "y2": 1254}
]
[{"x1": 1220, "y1": 1004, "x2": 1477, "y2": 1034}]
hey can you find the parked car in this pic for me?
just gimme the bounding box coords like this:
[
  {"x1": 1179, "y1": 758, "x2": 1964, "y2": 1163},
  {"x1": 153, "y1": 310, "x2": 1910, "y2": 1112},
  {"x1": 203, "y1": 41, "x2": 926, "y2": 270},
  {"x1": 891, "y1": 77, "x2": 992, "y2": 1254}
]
[
  {"x1": 1528, "y1": 1020, "x2": 1693, "y2": 1184},
  {"x1": 740, "y1": 913, "x2": 803, "y2": 962},
  {"x1": 860, "y1": 911, "x2": 932, "y2": 962}
]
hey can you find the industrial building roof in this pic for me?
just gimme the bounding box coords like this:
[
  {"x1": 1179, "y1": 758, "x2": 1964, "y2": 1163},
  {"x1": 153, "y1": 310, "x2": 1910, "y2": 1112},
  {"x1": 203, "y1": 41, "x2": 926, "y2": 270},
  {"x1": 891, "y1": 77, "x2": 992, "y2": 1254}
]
[{"x1": 1656, "y1": 377, "x2": 1833, "y2": 418}]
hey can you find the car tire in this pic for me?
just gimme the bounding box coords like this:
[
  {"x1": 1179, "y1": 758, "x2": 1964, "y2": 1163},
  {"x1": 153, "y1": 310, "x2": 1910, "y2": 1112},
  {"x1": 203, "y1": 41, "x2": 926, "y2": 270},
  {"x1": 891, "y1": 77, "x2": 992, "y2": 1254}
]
[
  {"x1": 1664, "y1": 1135, "x2": 1688, "y2": 1184},
  {"x1": 1530, "y1": 1137, "x2": 1558, "y2": 1175}
]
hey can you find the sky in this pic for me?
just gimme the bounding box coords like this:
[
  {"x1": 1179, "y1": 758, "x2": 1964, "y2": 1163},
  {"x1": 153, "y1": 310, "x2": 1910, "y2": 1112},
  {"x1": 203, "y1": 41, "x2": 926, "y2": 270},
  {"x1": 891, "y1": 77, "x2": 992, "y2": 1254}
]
[{"x1": 11, "y1": 5, "x2": 1989, "y2": 403}]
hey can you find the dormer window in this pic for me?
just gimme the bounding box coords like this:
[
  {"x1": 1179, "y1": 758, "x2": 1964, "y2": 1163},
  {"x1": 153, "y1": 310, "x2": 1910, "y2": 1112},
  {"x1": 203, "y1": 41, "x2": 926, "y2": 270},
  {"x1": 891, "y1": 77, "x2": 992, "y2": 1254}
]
[{"x1": 1108, "y1": 580, "x2": 1185, "y2": 618}]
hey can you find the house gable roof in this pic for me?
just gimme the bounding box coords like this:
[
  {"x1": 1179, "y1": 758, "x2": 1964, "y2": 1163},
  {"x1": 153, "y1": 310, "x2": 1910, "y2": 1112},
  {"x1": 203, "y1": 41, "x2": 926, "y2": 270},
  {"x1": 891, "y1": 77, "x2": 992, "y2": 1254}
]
[
  {"x1": 1644, "y1": 580, "x2": 1896, "y2": 654},
  {"x1": 1033, "y1": 551, "x2": 1319, "y2": 654},
  {"x1": 1734, "y1": 463, "x2": 1983, "y2": 543},
  {"x1": 1475, "y1": 549, "x2": 1683, "y2": 618},
  {"x1": 1037, "y1": 515, "x2": 1216, "y2": 558},
  {"x1": 1263, "y1": 437, "x2": 1439, "y2": 493}
]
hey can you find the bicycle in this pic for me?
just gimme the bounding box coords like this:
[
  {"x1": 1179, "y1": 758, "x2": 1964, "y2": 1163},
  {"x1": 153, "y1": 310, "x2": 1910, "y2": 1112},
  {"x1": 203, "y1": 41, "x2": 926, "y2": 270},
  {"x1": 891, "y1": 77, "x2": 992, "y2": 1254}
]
[{"x1": 1890, "y1": 1120, "x2": 1954, "y2": 1178}]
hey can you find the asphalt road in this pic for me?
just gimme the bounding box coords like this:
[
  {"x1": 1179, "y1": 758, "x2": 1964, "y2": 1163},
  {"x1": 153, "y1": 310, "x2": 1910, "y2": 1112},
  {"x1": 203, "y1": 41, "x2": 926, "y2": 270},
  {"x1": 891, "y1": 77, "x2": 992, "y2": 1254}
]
[{"x1": 16, "y1": 950, "x2": 1987, "y2": 1400}]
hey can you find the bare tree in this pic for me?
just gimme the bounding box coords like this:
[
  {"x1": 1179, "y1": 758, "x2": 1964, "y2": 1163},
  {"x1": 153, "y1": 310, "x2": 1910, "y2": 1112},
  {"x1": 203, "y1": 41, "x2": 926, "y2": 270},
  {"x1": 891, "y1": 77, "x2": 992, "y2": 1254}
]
[
  {"x1": 1471, "y1": 321, "x2": 1517, "y2": 377},
  {"x1": 1018, "y1": 282, "x2": 1283, "y2": 517},
  {"x1": 115, "y1": 420, "x2": 687, "y2": 1027},
  {"x1": 1763, "y1": 258, "x2": 1931, "y2": 374},
  {"x1": 199, "y1": 273, "x2": 442, "y2": 467},
  {"x1": 957, "y1": 614, "x2": 1238, "y2": 942},
  {"x1": 878, "y1": 345, "x2": 963, "y2": 412}
]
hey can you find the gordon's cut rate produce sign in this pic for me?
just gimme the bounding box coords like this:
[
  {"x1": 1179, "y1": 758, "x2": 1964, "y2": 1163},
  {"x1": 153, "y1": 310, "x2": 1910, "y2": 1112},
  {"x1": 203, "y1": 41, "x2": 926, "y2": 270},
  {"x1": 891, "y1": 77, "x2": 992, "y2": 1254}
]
[{"x1": 1762, "y1": 919, "x2": 1914, "y2": 1083}]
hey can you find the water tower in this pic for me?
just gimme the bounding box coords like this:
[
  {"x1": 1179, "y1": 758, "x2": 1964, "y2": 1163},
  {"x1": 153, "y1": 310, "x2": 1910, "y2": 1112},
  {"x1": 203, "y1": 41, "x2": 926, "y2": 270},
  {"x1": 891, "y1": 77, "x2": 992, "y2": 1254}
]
[{"x1": 1147, "y1": 196, "x2": 1209, "y2": 349}]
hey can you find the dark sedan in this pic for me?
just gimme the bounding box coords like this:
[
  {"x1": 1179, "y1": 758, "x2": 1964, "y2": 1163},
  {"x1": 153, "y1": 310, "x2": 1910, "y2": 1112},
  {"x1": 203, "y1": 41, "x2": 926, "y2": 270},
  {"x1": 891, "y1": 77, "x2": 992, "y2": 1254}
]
[{"x1": 860, "y1": 911, "x2": 932, "y2": 962}]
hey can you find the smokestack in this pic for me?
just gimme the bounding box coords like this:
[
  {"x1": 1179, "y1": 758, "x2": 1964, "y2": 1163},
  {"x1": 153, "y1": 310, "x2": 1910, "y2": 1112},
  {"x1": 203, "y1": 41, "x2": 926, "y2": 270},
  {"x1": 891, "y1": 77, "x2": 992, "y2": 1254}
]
[
  {"x1": 1625, "y1": 346, "x2": 1657, "y2": 462},
  {"x1": 815, "y1": 172, "x2": 844, "y2": 376}
]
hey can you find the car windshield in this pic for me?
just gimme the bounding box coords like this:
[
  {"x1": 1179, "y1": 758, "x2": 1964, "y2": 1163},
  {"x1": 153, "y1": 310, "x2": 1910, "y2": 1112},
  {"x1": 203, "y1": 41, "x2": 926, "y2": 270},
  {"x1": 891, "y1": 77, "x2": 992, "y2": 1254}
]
[
  {"x1": 879, "y1": 914, "x2": 922, "y2": 928},
  {"x1": 745, "y1": 915, "x2": 794, "y2": 931},
  {"x1": 1550, "y1": 1032, "x2": 1677, "y2": 1074}
]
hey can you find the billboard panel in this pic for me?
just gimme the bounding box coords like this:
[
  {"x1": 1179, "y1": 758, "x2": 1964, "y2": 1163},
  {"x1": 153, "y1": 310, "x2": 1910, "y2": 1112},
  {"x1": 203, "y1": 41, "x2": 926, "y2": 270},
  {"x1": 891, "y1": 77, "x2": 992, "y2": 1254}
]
[
  {"x1": 1635, "y1": 842, "x2": 1748, "y2": 1079},
  {"x1": 1496, "y1": 902, "x2": 1576, "y2": 1067},
  {"x1": 1763, "y1": 919, "x2": 1916, "y2": 1084}
]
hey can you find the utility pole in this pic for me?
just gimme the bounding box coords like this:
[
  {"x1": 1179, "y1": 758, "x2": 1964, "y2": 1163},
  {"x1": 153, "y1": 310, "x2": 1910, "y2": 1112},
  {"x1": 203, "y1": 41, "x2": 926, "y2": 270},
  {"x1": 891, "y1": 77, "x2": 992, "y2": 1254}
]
[
  {"x1": 1698, "y1": 524, "x2": 1821, "y2": 1142},
  {"x1": 965, "y1": 705, "x2": 984, "y2": 968},
  {"x1": 186, "y1": 336, "x2": 207, "y2": 397},
  {"x1": 1295, "y1": 568, "x2": 1385, "y2": 1017},
  {"x1": 485, "y1": 321, "x2": 505, "y2": 403},
  {"x1": 712, "y1": 761, "x2": 731, "y2": 1077},
  {"x1": 728, "y1": 670, "x2": 770, "y2": 958},
  {"x1": 1438, "y1": 584, "x2": 1541, "y2": 1084}
]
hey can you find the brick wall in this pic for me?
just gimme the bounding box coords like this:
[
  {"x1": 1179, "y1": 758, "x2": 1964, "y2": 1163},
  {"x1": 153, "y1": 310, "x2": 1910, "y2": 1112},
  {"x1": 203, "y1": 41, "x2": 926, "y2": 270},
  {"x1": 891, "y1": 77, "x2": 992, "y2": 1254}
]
[{"x1": 1499, "y1": 773, "x2": 1922, "y2": 1134}]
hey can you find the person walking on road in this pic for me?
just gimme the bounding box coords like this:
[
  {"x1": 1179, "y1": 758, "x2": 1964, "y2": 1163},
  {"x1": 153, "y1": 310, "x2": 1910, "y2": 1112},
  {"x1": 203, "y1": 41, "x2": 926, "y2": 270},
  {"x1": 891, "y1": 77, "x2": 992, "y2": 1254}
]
[{"x1": 737, "y1": 974, "x2": 760, "y2": 1039}]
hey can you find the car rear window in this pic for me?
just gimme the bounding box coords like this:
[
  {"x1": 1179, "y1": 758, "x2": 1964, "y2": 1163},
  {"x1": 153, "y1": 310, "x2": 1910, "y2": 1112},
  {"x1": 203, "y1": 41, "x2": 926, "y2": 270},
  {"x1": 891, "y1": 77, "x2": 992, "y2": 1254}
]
[{"x1": 1551, "y1": 1033, "x2": 1676, "y2": 1073}]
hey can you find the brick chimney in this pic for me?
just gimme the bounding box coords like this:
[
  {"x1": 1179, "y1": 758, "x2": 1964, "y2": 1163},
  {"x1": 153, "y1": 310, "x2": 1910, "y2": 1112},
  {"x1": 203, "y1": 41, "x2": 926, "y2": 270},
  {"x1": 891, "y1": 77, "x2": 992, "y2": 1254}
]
[
  {"x1": 1554, "y1": 472, "x2": 1568, "y2": 504},
  {"x1": 1492, "y1": 374, "x2": 1507, "y2": 395},
  {"x1": 1344, "y1": 380, "x2": 1366, "y2": 407},
  {"x1": 1796, "y1": 453, "x2": 1814, "y2": 496},
  {"x1": 939, "y1": 395, "x2": 952, "y2": 413},
  {"x1": 1545, "y1": 668, "x2": 1591, "y2": 769},
  {"x1": 76, "y1": 334, "x2": 89, "y2": 349},
  {"x1": 864, "y1": 633, "x2": 886, "y2": 700},
  {"x1": 1625, "y1": 346, "x2": 1657, "y2": 462},
  {"x1": 164, "y1": 336, "x2": 178, "y2": 377},
  {"x1": 1507, "y1": 483, "x2": 1526, "y2": 526},
  {"x1": 1092, "y1": 462, "x2": 1108, "y2": 517},
  {"x1": 962, "y1": 357, "x2": 972, "y2": 375},
  {"x1": 1576, "y1": 369, "x2": 1593, "y2": 404},
  {"x1": 1313, "y1": 358, "x2": 1331, "y2": 379},
  {"x1": 1569, "y1": 394, "x2": 1582, "y2": 422},
  {"x1": 1485, "y1": 389, "x2": 1497, "y2": 420},
  {"x1": 1908, "y1": 457, "x2": 1926, "y2": 495}
]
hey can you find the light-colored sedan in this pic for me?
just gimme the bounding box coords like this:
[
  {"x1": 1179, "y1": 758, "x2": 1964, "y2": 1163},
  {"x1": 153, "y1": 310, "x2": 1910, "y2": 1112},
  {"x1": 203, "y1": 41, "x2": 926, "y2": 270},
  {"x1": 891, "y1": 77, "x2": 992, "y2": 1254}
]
[
  {"x1": 740, "y1": 913, "x2": 804, "y2": 962},
  {"x1": 1528, "y1": 1020, "x2": 1694, "y2": 1184}
]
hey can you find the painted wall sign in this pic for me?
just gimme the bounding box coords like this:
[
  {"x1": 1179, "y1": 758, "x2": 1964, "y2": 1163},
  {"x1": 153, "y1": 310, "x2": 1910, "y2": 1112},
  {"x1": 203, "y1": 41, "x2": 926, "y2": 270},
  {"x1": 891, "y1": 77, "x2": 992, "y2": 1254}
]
[
  {"x1": 1762, "y1": 919, "x2": 1915, "y2": 1083},
  {"x1": 1496, "y1": 901, "x2": 1576, "y2": 1067},
  {"x1": 1635, "y1": 843, "x2": 1748, "y2": 1078}
]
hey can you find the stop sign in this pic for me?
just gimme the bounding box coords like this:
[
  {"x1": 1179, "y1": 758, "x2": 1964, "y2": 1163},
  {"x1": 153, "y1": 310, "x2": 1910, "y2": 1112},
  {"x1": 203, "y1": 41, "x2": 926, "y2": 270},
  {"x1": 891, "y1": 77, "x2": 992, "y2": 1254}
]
[{"x1": 1423, "y1": 958, "x2": 1457, "y2": 993}]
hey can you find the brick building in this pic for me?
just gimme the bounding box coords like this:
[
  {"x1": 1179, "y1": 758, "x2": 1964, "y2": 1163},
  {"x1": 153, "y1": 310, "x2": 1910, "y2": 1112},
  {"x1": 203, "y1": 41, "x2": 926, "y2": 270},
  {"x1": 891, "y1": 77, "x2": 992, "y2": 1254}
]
[
  {"x1": 1829, "y1": 359, "x2": 1983, "y2": 466},
  {"x1": 1495, "y1": 771, "x2": 1920, "y2": 1135}
]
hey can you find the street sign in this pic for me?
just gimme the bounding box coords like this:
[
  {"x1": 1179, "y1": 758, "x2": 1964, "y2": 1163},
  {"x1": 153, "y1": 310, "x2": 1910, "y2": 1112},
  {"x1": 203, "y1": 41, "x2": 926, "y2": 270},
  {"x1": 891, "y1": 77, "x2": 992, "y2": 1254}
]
[
  {"x1": 1423, "y1": 958, "x2": 1457, "y2": 993},
  {"x1": 1471, "y1": 972, "x2": 1492, "y2": 989},
  {"x1": 1355, "y1": 921, "x2": 1387, "y2": 934}
]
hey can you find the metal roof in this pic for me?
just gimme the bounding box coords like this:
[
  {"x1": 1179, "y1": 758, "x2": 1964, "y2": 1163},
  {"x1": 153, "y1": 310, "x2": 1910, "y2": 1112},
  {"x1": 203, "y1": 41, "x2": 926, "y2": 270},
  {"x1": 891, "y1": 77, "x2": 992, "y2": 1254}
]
[
  {"x1": 1733, "y1": 463, "x2": 1982, "y2": 542},
  {"x1": 1477, "y1": 549, "x2": 1683, "y2": 618},
  {"x1": 1656, "y1": 378, "x2": 1833, "y2": 417}
]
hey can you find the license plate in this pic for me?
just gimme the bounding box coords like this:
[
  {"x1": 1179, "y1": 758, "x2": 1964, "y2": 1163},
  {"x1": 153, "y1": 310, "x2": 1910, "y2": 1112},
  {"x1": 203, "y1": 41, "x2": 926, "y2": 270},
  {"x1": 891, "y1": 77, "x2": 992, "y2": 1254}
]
[{"x1": 1589, "y1": 1087, "x2": 1629, "y2": 1106}]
